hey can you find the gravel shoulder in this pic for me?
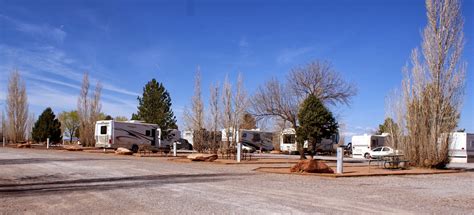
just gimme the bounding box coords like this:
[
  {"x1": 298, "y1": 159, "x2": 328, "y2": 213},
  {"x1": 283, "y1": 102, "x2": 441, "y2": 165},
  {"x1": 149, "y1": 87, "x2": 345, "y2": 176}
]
[{"x1": 0, "y1": 148, "x2": 473, "y2": 214}]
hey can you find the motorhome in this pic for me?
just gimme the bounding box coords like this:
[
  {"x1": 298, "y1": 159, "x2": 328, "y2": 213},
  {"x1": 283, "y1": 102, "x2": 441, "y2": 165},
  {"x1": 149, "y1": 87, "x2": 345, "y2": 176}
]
[
  {"x1": 279, "y1": 128, "x2": 339, "y2": 155},
  {"x1": 221, "y1": 128, "x2": 274, "y2": 151},
  {"x1": 351, "y1": 133, "x2": 389, "y2": 159},
  {"x1": 94, "y1": 120, "x2": 180, "y2": 152},
  {"x1": 449, "y1": 132, "x2": 474, "y2": 163}
]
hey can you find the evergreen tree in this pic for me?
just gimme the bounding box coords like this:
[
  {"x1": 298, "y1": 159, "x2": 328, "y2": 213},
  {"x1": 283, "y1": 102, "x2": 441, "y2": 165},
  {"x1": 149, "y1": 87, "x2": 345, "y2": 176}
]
[
  {"x1": 135, "y1": 79, "x2": 177, "y2": 130},
  {"x1": 297, "y1": 94, "x2": 338, "y2": 158},
  {"x1": 32, "y1": 107, "x2": 62, "y2": 143},
  {"x1": 376, "y1": 117, "x2": 398, "y2": 135}
]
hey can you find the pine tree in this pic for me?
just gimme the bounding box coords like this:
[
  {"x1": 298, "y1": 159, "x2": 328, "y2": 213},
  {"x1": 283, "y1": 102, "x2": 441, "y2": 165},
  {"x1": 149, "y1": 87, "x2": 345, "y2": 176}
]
[
  {"x1": 297, "y1": 94, "x2": 338, "y2": 158},
  {"x1": 32, "y1": 107, "x2": 62, "y2": 143},
  {"x1": 135, "y1": 79, "x2": 177, "y2": 130}
]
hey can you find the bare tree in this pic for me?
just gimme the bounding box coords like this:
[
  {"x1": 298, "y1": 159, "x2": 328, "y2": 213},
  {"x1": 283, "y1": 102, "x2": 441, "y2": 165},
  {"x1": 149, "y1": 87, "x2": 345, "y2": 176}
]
[
  {"x1": 252, "y1": 60, "x2": 356, "y2": 159},
  {"x1": 6, "y1": 70, "x2": 29, "y2": 143},
  {"x1": 221, "y1": 75, "x2": 233, "y2": 148},
  {"x1": 288, "y1": 60, "x2": 357, "y2": 106},
  {"x1": 25, "y1": 113, "x2": 35, "y2": 142},
  {"x1": 252, "y1": 78, "x2": 306, "y2": 158},
  {"x1": 389, "y1": 0, "x2": 466, "y2": 168},
  {"x1": 77, "y1": 73, "x2": 102, "y2": 147},
  {"x1": 1, "y1": 111, "x2": 5, "y2": 142},
  {"x1": 209, "y1": 81, "x2": 221, "y2": 153},
  {"x1": 230, "y1": 73, "x2": 248, "y2": 146},
  {"x1": 183, "y1": 68, "x2": 206, "y2": 152}
]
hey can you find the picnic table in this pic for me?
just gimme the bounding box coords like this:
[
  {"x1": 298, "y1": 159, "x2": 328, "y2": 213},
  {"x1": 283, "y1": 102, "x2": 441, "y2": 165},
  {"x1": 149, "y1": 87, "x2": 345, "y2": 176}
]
[{"x1": 381, "y1": 154, "x2": 409, "y2": 169}]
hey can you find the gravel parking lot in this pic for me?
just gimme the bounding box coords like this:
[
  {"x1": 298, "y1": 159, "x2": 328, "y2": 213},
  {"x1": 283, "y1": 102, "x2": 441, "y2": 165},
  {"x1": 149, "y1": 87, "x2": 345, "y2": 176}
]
[{"x1": 0, "y1": 148, "x2": 473, "y2": 214}]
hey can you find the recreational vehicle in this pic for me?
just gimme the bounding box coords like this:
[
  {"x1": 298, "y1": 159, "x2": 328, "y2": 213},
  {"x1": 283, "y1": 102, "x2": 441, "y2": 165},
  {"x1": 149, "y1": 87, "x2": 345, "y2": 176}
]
[
  {"x1": 221, "y1": 128, "x2": 274, "y2": 151},
  {"x1": 279, "y1": 128, "x2": 339, "y2": 155},
  {"x1": 94, "y1": 120, "x2": 180, "y2": 152},
  {"x1": 182, "y1": 130, "x2": 194, "y2": 146},
  {"x1": 449, "y1": 132, "x2": 474, "y2": 163},
  {"x1": 351, "y1": 133, "x2": 389, "y2": 159}
]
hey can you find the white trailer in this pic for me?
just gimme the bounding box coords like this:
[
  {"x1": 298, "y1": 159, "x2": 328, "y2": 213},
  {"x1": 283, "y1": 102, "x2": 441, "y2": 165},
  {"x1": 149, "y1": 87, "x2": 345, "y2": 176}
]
[
  {"x1": 182, "y1": 130, "x2": 194, "y2": 146},
  {"x1": 280, "y1": 128, "x2": 338, "y2": 154},
  {"x1": 94, "y1": 120, "x2": 180, "y2": 152},
  {"x1": 239, "y1": 129, "x2": 274, "y2": 151},
  {"x1": 221, "y1": 128, "x2": 274, "y2": 151},
  {"x1": 449, "y1": 132, "x2": 474, "y2": 163},
  {"x1": 351, "y1": 133, "x2": 388, "y2": 159}
]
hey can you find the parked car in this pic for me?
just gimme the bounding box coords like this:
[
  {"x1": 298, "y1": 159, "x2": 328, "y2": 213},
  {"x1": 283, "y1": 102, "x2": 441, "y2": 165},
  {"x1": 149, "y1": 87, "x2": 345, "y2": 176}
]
[
  {"x1": 241, "y1": 142, "x2": 256, "y2": 153},
  {"x1": 366, "y1": 146, "x2": 394, "y2": 159},
  {"x1": 176, "y1": 138, "x2": 193, "y2": 150}
]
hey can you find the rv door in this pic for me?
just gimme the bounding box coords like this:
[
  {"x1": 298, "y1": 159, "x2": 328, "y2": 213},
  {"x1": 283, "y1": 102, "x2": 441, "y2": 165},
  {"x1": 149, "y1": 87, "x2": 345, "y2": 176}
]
[{"x1": 96, "y1": 122, "x2": 112, "y2": 148}]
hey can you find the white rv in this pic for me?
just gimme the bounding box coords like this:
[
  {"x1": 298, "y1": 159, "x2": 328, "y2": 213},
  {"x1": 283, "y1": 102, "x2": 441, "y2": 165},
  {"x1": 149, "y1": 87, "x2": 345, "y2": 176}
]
[
  {"x1": 221, "y1": 128, "x2": 274, "y2": 151},
  {"x1": 351, "y1": 133, "x2": 389, "y2": 159},
  {"x1": 449, "y1": 132, "x2": 474, "y2": 163},
  {"x1": 182, "y1": 130, "x2": 194, "y2": 146},
  {"x1": 94, "y1": 120, "x2": 180, "y2": 152},
  {"x1": 279, "y1": 128, "x2": 339, "y2": 155}
]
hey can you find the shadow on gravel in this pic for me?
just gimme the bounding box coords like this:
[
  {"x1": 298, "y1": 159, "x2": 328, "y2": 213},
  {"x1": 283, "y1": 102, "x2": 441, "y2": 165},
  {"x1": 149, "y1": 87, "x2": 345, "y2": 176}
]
[
  {"x1": 0, "y1": 158, "x2": 127, "y2": 165},
  {"x1": 0, "y1": 173, "x2": 248, "y2": 197}
]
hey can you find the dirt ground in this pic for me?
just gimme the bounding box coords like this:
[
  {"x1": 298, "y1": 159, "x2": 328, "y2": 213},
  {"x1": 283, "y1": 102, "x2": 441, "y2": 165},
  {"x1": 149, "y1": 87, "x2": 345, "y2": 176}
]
[{"x1": 1, "y1": 147, "x2": 473, "y2": 214}]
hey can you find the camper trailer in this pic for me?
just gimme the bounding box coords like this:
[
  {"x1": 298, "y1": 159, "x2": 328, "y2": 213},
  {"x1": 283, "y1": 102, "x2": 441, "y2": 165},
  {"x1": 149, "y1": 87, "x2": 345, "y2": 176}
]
[
  {"x1": 449, "y1": 132, "x2": 474, "y2": 163},
  {"x1": 351, "y1": 133, "x2": 389, "y2": 159},
  {"x1": 279, "y1": 128, "x2": 339, "y2": 155},
  {"x1": 182, "y1": 130, "x2": 194, "y2": 146},
  {"x1": 94, "y1": 120, "x2": 180, "y2": 152},
  {"x1": 221, "y1": 128, "x2": 274, "y2": 151}
]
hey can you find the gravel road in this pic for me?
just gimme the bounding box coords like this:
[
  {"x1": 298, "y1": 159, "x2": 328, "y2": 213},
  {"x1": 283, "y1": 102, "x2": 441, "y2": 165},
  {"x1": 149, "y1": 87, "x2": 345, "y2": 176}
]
[{"x1": 0, "y1": 148, "x2": 473, "y2": 214}]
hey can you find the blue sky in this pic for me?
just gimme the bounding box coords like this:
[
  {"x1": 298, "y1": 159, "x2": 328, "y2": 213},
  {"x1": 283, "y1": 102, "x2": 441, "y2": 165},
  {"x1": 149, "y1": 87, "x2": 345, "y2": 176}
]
[{"x1": 0, "y1": 0, "x2": 472, "y2": 137}]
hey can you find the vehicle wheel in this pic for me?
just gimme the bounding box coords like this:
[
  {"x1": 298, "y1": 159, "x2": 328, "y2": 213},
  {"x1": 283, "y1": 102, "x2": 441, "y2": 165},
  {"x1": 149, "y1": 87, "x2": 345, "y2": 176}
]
[
  {"x1": 364, "y1": 153, "x2": 371, "y2": 159},
  {"x1": 131, "y1": 145, "x2": 139, "y2": 153}
]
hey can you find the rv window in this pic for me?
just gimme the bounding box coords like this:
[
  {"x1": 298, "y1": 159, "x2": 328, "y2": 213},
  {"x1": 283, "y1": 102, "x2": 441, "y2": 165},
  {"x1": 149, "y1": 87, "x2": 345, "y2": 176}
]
[
  {"x1": 100, "y1": 126, "x2": 107, "y2": 135},
  {"x1": 283, "y1": 134, "x2": 296, "y2": 144},
  {"x1": 146, "y1": 130, "x2": 151, "y2": 136}
]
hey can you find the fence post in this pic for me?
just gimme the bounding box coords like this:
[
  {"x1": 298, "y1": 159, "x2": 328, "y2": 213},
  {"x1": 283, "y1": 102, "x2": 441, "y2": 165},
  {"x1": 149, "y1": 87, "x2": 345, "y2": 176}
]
[
  {"x1": 2, "y1": 137, "x2": 5, "y2": 148},
  {"x1": 237, "y1": 142, "x2": 242, "y2": 163},
  {"x1": 337, "y1": 147, "x2": 343, "y2": 174},
  {"x1": 173, "y1": 142, "x2": 177, "y2": 157},
  {"x1": 47, "y1": 138, "x2": 50, "y2": 149}
]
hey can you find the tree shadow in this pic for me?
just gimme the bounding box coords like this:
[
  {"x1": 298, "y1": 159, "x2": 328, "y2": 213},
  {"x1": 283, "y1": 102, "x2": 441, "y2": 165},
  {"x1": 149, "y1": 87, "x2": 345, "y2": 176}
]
[
  {"x1": 0, "y1": 173, "x2": 247, "y2": 197},
  {"x1": 0, "y1": 158, "x2": 128, "y2": 165}
]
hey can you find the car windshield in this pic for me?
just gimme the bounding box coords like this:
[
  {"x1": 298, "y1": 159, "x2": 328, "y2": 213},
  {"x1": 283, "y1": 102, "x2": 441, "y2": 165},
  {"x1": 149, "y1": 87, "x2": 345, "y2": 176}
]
[{"x1": 383, "y1": 147, "x2": 390, "y2": 151}]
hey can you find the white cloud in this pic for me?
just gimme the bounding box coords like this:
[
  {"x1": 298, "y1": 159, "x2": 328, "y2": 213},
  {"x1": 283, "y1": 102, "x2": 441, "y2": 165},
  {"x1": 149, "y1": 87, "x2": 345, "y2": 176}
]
[
  {"x1": 276, "y1": 47, "x2": 313, "y2": 65},
  {"x1": 1, "y1": 14, "x2": 66, "y2": 43}
]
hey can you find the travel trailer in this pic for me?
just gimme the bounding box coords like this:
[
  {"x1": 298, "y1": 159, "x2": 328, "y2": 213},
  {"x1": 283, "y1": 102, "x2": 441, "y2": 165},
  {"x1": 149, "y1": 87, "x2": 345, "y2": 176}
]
[
  {"x1": 351, "y1": 133, "x2": 389, "y2": 159},
  {"x1": 279, "y1": 128, "x2": 339, "y2": 155},
  {"x1": 94, "y1": 120, "x2": 180, "y2": 152},
  {"x1": 449, "y1": 132, "x2": 474, "y2": 163},
  {"x1": 182, "y1": 130, "x2": 194, "y2": 146},
  {"x1": 221, "y1": 128, "x2": 274, "y2": 151}
]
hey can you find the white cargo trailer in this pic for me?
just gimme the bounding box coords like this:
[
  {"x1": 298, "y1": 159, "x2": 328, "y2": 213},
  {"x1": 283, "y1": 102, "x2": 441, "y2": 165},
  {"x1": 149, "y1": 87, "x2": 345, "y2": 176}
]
[
  {"x1": 94, "y1": 120, "x2": 180, "y2": 152},
  {"x1": 351, "y1": 133, "x2": 389, "y2": 159},
  {"x1": 449, "y1": 132, "x2": 474, "y2": 163}
]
